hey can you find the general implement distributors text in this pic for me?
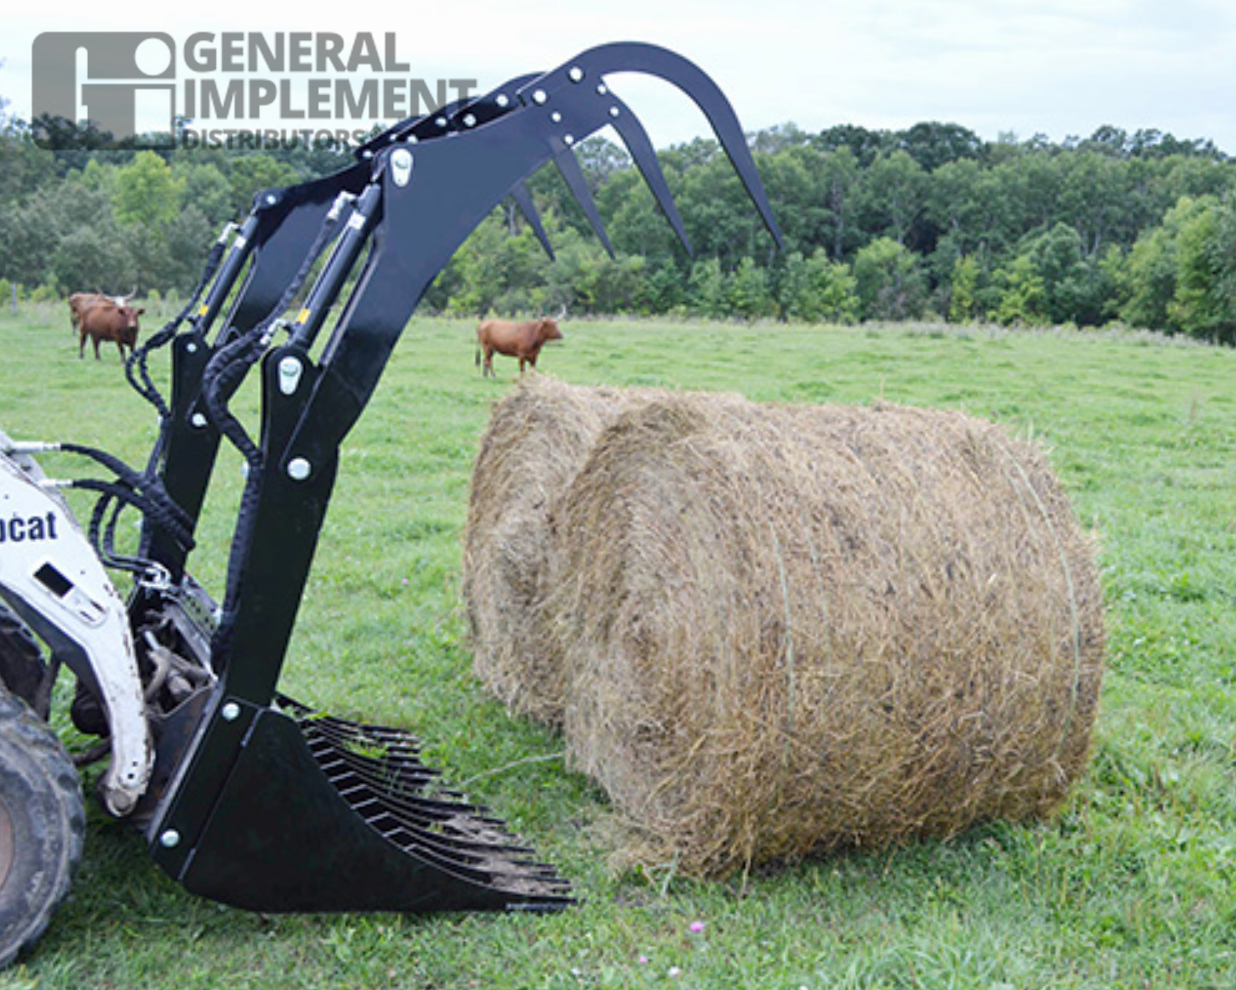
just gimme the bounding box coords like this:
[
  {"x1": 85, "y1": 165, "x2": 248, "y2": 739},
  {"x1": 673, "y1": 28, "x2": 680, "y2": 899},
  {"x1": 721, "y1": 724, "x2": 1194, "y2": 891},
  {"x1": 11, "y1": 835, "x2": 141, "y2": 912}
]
[{"x1": 179, "y1": 33, "x2": 477, "y2": 120}]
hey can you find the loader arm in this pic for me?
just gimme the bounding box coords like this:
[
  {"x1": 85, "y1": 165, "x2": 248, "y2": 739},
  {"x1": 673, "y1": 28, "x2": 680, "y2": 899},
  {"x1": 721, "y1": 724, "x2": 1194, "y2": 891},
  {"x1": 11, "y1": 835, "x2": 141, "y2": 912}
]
[{"x1": 121, "y1": 42, "x2": 781, "y2": 914}]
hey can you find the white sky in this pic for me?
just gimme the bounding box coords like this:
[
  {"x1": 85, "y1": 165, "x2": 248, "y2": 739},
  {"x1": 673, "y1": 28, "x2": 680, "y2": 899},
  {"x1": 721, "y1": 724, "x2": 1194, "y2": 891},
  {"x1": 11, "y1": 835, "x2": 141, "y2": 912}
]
[{"x1": 3, "y1": 0, "x2": 1234, "y2": 154}]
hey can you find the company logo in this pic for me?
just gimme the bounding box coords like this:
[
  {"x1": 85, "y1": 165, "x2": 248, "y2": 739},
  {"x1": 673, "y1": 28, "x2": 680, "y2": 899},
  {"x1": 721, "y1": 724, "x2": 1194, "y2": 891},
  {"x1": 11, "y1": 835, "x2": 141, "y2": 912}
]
[
  {"x1": 0, "y1": 512, "x2": 60, "y2": 544},
  {"x1": 32, "y1": 32, "x2": 176, "y2": 146},
  {"x1": 31, "y1": 31, "x2": 477, "y2": 149}
]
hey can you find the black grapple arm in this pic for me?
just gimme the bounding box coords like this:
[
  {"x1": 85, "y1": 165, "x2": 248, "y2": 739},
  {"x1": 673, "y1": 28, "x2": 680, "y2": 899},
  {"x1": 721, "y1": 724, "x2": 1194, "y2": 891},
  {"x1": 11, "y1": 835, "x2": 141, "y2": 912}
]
[{"x1": 133, "y1": 42, "x2": 781, "y2": 915}]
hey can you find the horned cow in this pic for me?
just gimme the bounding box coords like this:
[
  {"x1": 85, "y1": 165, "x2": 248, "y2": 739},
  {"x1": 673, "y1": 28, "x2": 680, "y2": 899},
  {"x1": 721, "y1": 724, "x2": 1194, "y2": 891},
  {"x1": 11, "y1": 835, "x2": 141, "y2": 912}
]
[
  {"x1": 69, "y1": 291, "x2": 134, "y2": 334},
  {"x1": 475, "y1": 312, "x2": 565, "y2": 378},
  {"x1": 77, "y1": 298, "x2": 144, "y2": 360}
]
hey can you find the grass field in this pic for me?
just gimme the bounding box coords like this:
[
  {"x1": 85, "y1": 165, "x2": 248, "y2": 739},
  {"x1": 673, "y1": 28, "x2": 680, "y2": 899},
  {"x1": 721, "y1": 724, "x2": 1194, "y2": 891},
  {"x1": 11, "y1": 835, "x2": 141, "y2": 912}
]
[{"x1": 1, "y1": 305, "x2": 1234, "y2": 989}]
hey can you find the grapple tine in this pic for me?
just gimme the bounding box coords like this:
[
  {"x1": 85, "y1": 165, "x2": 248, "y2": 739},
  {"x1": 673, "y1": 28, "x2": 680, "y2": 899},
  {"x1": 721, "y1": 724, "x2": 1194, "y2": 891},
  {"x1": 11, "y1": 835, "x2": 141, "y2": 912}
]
[
  {"x1": 517, "y1": 42, "x2": 784, "y2": 249},
  {"x1": 605, "y1": 93, "x2": 693, "y2": 256},
  {"x1": 150, "y1": 693, "x2": 573, "y2": 914},
  {"x1": 553, "y1": 147, "x2": 615, "y2": 258},
  {"x1": 510, "y1": 183, "x2": 556, "y2": 260}
]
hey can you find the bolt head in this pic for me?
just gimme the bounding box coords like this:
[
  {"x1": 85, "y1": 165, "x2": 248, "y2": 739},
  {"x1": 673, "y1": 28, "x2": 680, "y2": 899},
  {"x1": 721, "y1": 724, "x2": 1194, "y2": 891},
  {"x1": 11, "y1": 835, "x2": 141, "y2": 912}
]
[
  {"x1": 221, "y1": 702, "x2": 241, "y2": 722},
  {"x1": 160, "y1": 829, "x2": 181, "y2": 849},
  {"x1": 287, "y1": 457, "x2": 312, "y2": 481}
]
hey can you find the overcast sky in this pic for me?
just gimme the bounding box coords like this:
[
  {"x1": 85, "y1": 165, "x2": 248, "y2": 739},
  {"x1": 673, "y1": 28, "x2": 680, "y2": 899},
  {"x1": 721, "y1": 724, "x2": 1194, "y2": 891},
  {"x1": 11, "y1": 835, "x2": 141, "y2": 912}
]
[{"x1": 3, "y1": 0, "x2": 1234, "y2": 154}]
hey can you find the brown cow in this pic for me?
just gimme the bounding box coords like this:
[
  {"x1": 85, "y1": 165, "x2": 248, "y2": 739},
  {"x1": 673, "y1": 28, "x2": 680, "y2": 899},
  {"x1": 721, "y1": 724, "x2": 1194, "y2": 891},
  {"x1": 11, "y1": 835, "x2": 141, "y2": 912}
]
[
  {"x1": 475, "y1": 313, "x2": 564, "y2": 378},
  {"x1": 69, "y1": 291, "x2": 133, "y2": 334},
  {"x1": 78, "y1": 299, "x2": 144, "y2": 360}
]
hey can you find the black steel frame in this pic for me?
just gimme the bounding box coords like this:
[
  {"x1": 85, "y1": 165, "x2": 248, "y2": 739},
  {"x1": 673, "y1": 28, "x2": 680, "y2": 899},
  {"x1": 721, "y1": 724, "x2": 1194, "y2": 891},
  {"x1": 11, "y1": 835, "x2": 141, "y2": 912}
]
[{"x1": 130, "y1": 42, "x2": 781, "y2": 914}]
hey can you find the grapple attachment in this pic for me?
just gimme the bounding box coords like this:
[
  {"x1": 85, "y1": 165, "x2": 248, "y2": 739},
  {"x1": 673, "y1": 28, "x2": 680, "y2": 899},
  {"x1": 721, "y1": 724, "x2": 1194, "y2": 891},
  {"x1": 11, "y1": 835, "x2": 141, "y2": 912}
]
[
  {"x1": 152, "y1": 694, "x2": 569, "y2": 912},
  {"x1": 123, "y1": 41, "x2": 781, "y2": 916}
]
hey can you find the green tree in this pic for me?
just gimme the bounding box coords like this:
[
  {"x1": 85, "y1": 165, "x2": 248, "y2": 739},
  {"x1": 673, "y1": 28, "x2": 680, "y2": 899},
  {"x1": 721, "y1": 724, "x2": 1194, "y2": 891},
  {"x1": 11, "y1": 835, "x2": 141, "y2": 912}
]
[
  {"x1": 113, "y1": 150, "x2": 182, "y2": 227},
  {"x1": 1026, "y1": 223, "x2": 1093, "y2": 324},
  {"x1": 1056, "y1": 151, "x2": 1129, "y2": 256},
  {"x1": 0, "y1": 183, "x2": 131, "y2": 292},
  {"x1": 125, "y1": 206, "x2": 213, "y2": 293},
  {"x1": 1117, "y1": 197, "x2": 1200, "y2": 330},
  {"x1": 50, "y1": 223, "x2": 135, "y2": 294},
  {"x1": 225, "y1": 154, "x2": 301, "y2": 217},
  {"x1": 676, "y1": 157, "x2": 770, "y2": 269},
  {"x1": 992, "y1": 255, "x2": 1047, "y2": 326},
  {"x1": 175, "y1": 161, "x2": 237, "y2": 227},
  {"x1": 688, "y1": 257, "x2": 728, "y2": 318},
  {"x1": 1170, "y1": 192, "x2": 1236, "y2": 342},
  {"x1": 819, "y1": 146, "x2": 862, "y2": 260},
  {"x1": 726, "y1": 256, "x2": 775, "y2": 319},
  {"x1": 853, "y1": 237, "x2": 926, "y2": 321},
  {"x1": 948, "y1": 255, "x2": 981, "y2": 323},
  {"x1": 858, "y1": 150, "x2": 928, "y2": 248},
  {"x1": 895, "y1": 121, "x2": 983, "y2": 171},
  {"x1": 0, "y1": 118, "x2": 56, "y2": 204},
  {"x1": 779, "y1": 250, "x2": 858, "y2": 323}
]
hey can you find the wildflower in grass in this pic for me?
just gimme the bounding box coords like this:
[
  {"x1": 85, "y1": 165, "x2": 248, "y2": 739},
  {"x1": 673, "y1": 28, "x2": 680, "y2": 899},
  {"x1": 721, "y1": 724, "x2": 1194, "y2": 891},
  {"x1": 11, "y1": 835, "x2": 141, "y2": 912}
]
[{"x1": 688, "y1": 920, "x2": 705, "y2": 934}]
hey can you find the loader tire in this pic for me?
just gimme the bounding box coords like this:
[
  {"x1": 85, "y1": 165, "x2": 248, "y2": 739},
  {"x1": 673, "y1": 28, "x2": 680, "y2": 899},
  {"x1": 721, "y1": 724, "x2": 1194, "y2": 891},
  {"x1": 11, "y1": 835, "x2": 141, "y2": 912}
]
[{"x1": 0, "y1": 687, "x2": 85, "y2": 970}]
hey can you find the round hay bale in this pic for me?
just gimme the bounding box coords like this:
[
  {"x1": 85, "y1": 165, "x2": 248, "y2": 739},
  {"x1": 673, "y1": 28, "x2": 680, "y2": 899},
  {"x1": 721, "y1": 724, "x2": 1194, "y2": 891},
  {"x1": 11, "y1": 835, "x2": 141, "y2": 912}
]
[
  {"x1": 462, "y1": 376, "x2": 662, "y2": 725},
  {"x1": 550, "y1": 394, "x2": 1105, "y2": 876}
]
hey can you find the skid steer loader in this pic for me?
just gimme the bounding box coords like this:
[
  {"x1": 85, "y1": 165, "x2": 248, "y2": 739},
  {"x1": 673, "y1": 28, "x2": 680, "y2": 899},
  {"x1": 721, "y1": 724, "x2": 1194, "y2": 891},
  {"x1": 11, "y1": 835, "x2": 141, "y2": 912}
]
[{"x1": 0, "y1": 42, "x2": 782, "y2": 967}]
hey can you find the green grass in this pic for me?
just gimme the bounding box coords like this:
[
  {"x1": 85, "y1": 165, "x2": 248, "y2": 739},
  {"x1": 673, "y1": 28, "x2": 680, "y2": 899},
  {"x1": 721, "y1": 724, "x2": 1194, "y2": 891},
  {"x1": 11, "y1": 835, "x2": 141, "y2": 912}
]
[{"x1": 2, "y1": 305, "x2": 1235, "y2": 989}]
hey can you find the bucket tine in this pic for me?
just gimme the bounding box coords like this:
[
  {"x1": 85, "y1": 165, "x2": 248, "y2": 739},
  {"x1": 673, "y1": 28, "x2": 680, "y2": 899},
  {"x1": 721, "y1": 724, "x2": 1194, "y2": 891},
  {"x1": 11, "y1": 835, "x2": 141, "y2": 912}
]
[
  {"x1": 510, "y1": 183, "x2": 556, "y2": 260},
  {"x1": 518, "y1": 42, "x2": 784, "y2": 249},
  {"x1": 554, "y1": 147, "x2": 615, "y2": 258},
  {"x1": 605, "y1": 93, "x2": 693, "y2": 256},
  {"x1": 149, "y1": 694, "x2": 573, "y2": 914}
]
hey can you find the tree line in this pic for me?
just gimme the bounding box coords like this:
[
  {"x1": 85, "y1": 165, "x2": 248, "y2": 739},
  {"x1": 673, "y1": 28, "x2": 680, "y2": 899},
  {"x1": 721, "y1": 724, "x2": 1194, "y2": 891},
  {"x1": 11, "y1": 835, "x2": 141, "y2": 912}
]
[{"x1": 1, "y1": 114, "x2": 1234, "y2": 343}]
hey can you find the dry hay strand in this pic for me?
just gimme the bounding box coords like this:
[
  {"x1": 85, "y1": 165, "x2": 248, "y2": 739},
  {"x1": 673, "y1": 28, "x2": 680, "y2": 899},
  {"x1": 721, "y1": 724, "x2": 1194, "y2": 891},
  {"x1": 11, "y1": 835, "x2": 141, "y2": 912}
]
[
  {"x1": 550, "y1": 393, "x2": 1106, "y2": 877},
  {"x1": 462, "y1": 376, "x2": 665, "y2": 725}
]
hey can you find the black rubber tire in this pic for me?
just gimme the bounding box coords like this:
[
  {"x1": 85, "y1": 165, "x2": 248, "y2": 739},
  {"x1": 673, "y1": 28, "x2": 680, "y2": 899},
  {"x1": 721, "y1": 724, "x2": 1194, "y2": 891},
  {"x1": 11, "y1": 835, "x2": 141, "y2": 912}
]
[{"x1": 0, "y1": 687, "x2": 85, "y2": 970}]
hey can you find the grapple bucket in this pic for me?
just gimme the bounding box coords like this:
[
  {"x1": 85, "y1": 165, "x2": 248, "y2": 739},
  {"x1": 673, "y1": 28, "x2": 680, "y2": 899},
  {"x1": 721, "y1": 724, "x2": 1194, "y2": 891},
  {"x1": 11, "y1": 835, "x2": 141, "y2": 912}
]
[
  {"x1": 147, "y1": 692, "x2": 570, "y2": 913},
  {"x1": 118, "y1": 41, "x2": 779, "y2": 919}
]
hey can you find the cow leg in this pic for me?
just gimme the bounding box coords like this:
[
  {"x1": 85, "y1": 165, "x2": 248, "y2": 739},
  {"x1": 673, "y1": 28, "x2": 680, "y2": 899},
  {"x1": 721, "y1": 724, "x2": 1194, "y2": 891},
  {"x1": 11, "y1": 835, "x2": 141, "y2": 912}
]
[
  {"x1": 93, "y1": 337, "x2": 101, "y2": 360},
  {"x1": 483, "y1": 349, "x2": 495, "y2": 379},
  {"x1": 78, "y1": 332, "x2": 86, "y2": 358}
]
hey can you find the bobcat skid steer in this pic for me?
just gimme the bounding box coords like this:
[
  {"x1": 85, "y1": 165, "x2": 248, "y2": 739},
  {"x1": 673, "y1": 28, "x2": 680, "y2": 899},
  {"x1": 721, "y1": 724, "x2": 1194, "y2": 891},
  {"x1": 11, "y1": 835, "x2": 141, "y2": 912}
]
[{"x1": 0, "y1": 42, "x2": 782, "y2": 967}]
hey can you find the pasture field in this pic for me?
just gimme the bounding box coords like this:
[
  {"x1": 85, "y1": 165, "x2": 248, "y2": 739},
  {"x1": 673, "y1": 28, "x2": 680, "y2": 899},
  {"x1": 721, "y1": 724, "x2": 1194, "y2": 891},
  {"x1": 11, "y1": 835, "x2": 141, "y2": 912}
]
[{"x1": 1, "y1": 305, "x2": 1234, "y2": 989}]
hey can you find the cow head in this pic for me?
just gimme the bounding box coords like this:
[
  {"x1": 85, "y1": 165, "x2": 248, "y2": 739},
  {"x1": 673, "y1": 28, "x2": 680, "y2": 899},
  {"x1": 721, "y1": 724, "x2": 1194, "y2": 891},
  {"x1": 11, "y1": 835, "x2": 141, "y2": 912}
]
[
  {"x1": 118, "y1": 306, "x2": 144, "y2": 343},
  {"x1": 539, "y1": 318, "x2": 564, "y2": 343}
]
